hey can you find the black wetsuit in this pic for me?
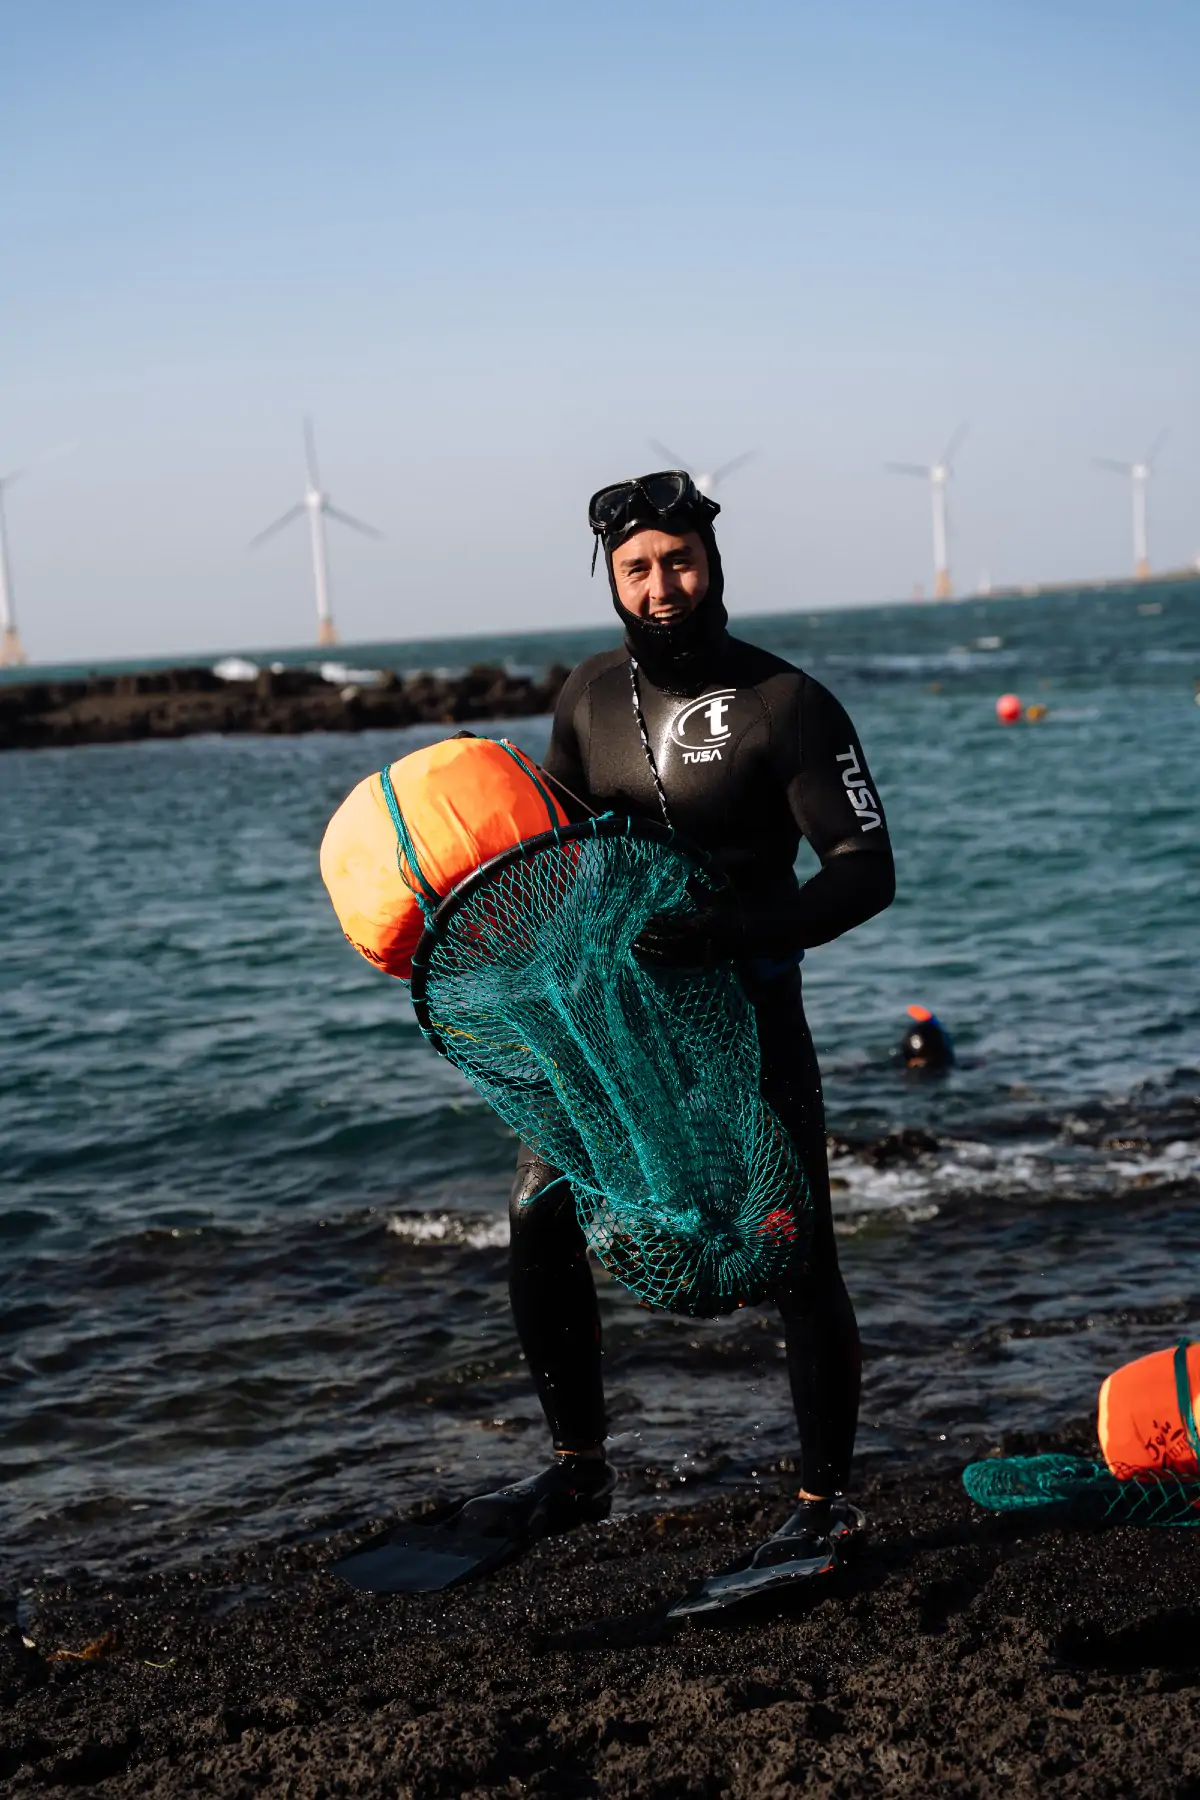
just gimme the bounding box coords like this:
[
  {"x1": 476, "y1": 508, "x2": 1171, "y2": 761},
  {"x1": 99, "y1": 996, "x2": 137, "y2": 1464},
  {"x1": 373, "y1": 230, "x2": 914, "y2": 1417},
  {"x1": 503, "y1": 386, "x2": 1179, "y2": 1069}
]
[{"x1": 508, "y1": 586, "x2": 894, "y2": 1495}]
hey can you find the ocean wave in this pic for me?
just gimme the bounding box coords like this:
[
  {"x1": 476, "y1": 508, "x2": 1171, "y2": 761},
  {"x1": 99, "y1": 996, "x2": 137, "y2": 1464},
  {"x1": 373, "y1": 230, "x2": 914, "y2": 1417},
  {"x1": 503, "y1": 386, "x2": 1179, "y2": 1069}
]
[
  {"x1": 386, "y1": 1210, "x2": 509, "y2": 1250},
  {"x1": 821, "y1": 648, "x2": 1022, "y2": 676}
]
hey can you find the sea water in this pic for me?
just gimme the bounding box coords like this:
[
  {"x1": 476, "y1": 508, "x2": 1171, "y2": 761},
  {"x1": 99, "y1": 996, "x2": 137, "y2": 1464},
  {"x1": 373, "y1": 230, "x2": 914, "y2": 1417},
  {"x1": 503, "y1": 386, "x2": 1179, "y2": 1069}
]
[{"x1": 2, "y1": 586, "x2": 1198, "y2": 1575}]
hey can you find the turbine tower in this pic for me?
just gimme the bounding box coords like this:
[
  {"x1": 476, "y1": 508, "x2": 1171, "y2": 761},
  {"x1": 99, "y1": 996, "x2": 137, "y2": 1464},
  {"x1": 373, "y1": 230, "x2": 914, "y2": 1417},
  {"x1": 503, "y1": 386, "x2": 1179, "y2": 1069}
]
[
  {"x1": 886, "y1": 425, "x2": 968, "y2": 601},
  {"x1": 0, "y1": 467, "x2": 29, "y2": 667},
  {"x1": 251, "y1": 418, "x2": 381, "y2": 647},
  {"x1": 1093, "y1": 431, "x2": 1167, "y2": 580},
  {"x1": 647, "y1": 439, "x2": 756, "y2": 497}
]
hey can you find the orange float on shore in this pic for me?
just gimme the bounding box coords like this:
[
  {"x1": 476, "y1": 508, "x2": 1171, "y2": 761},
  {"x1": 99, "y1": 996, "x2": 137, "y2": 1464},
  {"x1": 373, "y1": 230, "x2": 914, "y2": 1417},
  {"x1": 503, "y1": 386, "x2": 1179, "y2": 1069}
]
[
  {"x1": 1098, "y1": 1341, "x2": 1200, "y2": 1479},
  {"x1": 320, "y1": 736, "x2": 567, "y2": 979}
]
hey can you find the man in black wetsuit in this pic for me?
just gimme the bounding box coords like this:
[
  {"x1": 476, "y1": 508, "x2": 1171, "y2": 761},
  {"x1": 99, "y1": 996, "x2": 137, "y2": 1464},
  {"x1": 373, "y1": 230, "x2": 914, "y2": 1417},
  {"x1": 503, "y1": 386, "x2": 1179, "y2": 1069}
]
[{"x1": 473, "y1": 470, "x2": 894, "y2": 1580}]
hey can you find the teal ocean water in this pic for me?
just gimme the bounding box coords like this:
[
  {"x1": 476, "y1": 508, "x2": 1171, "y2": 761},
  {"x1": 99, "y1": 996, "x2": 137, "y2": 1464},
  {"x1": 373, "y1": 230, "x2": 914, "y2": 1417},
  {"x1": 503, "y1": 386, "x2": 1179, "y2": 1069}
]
[{"x1": 3, "y1": 587, "x2": 1198, "y2": 1578}]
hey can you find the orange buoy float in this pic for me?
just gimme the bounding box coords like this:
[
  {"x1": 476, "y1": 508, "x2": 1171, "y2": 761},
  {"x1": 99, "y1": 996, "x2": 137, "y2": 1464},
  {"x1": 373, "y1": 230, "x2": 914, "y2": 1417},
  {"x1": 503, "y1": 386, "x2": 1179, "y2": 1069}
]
[
  {"x1": 995, "y1": 693, "x2": 1022, "y2": 725},
  {"x1": 320, "y1": 736, "x2": 567, "y2": 979},
  {"x1": 1098, "y1": 1341, "x2": 1200, "y2": 1479}
]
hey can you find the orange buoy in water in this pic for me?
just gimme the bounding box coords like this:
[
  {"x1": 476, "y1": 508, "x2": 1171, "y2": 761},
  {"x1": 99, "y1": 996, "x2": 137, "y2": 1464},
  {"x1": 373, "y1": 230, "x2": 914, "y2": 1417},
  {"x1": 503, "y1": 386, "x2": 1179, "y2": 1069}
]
[
  {"x1": 1098, "y1": 1341, "x2": 1200, "y2": 1479},
  {"x1": 995, "y1": 693, "x2": 1022, "y2": 725},
  {"x1": 320, "y1": 736, "x2": 567, "y2": 979}
]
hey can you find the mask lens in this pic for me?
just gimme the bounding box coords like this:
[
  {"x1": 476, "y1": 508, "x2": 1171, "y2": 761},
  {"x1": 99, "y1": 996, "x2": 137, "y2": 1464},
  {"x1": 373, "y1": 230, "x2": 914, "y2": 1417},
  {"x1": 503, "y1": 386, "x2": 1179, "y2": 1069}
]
[
  {"x1": 588, "y1": 482, "x2": 638, "y2": 533},
  {"x1": 639, "y1": 471, "x2": 690, "y2": 513}
]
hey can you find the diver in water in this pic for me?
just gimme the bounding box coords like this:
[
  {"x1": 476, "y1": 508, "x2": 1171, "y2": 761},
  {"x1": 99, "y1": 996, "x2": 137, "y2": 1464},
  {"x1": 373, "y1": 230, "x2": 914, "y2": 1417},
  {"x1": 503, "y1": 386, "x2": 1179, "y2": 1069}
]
[
  {"x1": 899, "y1": 1005, "x2": 955, "y2": 1071},
  {"x1": 470, "y1": 470, "x2": 896, "y2": 1594}
]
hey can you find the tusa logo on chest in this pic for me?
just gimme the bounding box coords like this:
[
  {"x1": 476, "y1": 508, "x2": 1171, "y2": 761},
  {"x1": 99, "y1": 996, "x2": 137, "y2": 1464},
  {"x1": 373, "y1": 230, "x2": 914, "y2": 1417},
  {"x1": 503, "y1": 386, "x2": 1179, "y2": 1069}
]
[
  {"x1": 835, "y1": 745, "x2": 882, "y2": 831},
  {"x1": 668, "y1": 689, "x2": 738, "y2": 767}
]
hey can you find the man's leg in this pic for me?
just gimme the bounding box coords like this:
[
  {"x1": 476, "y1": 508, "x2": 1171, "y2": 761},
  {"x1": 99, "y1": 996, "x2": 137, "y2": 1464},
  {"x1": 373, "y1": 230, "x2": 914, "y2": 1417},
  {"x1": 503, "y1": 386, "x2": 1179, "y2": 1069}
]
[
  {"x1": 750, "y1": 970, "x2": 862, "y2": 1499},
  {"x1": 404, "y1": 1151, "x2": 611, "y2": 1547},
  {"x1": 507, "y1": 1145, "x2": 607, "y2": 1455}
]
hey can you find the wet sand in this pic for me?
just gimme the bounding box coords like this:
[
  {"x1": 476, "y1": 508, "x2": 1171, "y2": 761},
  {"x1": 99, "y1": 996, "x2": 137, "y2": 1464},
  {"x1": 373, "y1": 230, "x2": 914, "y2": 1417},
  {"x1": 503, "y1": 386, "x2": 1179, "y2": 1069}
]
[{"x1": 6, "y1": 1438, "x2": 1200, "y2": 1798}]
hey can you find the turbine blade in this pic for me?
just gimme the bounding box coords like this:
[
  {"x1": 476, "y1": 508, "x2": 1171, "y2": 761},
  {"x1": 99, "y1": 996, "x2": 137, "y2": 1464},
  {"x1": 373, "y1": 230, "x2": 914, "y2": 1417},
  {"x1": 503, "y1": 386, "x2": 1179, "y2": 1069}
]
[
  {"x1": 32, "y1": 438, "x2": 80, "y2": 473},
  {"x1": 249, "y1": 503, "x2": 306, "y2": 549},
  {"x1": 0, "y1": 438, "x2": 79, "y2": 493},
  {"x1": 1145, "y1": 428, "x2": 1169, "y2": 467},
  {"x1": 1092, "y1": 457, "x2": 1133, "y2": 475},
  {"x1": 885, "y1": 462, "x2": 932, "y2": 478},
  {"x1": 326, "y1": 504, "x2": 382, "y2": 539},
  {"x1": 710, "y1": 449, "x2": 757, "y2": 485},
  {"x1": 303, "y1": 416, "x2": 320, "y2": 488},
  {"x1": 942, "y1": 422, "x2": 969, "y2": 465},
  {"x1": 647, "y1": 438, "x2": 691, "y2": 473}
]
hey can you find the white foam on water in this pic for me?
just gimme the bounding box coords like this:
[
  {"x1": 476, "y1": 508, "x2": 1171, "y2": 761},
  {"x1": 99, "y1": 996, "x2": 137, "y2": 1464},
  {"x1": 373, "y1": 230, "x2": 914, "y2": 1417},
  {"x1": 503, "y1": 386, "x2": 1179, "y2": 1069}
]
[
  {"x1": 829, "y1": 1130, "x2": 1200, "y2": 1227},
  {"x1": 385, "y1": 1210, "x2": 509, "y2": 1250},
  {"x1": 383, "y1": 1129, "x2": 1199, "y2": 1262},
  {"x1": 318, "y1": 662, "x2": 384, "y2": 687},
  {"x1": 1105, "y1": 1139, "x2": 1200, "y2": 1183}
]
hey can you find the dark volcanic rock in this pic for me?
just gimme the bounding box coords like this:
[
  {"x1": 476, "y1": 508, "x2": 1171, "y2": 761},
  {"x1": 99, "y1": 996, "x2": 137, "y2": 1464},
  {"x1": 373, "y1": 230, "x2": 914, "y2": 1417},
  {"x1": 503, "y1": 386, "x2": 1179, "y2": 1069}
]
[
  {"x1": 829, "y1": 1127, "x2": 941, "y2": 1166},
  {"x1": 6, "y1": 1458, "x2": 1200, "y2": 1797},
  {"x1": 0, "y1": 663, "x2": 571, "y2": 752}
]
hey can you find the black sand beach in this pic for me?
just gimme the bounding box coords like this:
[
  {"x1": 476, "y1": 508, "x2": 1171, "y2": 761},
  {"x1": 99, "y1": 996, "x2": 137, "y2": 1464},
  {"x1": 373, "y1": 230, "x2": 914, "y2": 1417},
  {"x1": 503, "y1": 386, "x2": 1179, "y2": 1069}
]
[{"x1": 6, "y1": 1437, "x2": 1200, "y2": 1799}]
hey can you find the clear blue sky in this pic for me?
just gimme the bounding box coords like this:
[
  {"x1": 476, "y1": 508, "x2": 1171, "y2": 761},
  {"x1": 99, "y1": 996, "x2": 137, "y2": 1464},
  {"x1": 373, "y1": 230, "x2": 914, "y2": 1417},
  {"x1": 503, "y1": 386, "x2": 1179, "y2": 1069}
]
[{"x1": 3, "y1": 0, "x2": 1198, "y2": 659}]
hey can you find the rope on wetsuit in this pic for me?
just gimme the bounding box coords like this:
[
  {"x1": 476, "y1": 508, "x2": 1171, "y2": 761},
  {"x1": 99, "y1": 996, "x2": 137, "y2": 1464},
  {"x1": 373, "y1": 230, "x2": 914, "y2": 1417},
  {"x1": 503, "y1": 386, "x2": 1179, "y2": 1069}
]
[
  {"x1": 408, "y1": 814, "x2": 812, "y2": 1316},
  {"x1": 628, "y1": 658, "x2": 673, "y2": 826}
]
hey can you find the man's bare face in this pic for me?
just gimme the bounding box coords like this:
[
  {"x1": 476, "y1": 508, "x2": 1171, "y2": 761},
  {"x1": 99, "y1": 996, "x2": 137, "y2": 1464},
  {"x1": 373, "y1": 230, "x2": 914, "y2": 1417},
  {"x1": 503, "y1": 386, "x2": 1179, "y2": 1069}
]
[{"x1": 611, "y1": 528, "x2": 709, "y2": 623}]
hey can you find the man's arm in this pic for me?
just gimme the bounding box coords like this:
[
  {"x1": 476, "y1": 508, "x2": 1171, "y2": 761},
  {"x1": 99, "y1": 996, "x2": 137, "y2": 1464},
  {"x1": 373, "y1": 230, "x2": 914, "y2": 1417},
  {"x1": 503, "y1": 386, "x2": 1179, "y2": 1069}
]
[
  {"x1": 779, "y1": 674, "x2": 895, "y2": 948},
  {"x1": 540, "y1": 665, "x2": 596, "y2": 821}
]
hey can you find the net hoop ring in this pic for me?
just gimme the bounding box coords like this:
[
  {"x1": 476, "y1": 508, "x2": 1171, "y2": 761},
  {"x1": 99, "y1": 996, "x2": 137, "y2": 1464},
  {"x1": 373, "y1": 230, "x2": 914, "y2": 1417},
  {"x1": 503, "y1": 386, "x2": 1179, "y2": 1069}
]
[{"x1": 408, "y1": 812, "x2": 726, "y2": 1058}]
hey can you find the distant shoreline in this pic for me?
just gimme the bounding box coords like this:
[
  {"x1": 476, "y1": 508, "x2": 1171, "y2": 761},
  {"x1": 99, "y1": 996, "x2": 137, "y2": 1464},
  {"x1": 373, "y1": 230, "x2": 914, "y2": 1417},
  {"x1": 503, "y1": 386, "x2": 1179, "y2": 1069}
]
[
  {"x1": 4, "y1": 568, "x2": 1197, "y2": 691},
  {"x1": 0, "y1": 661, "x2": 571, "y2": 753},
  {"x1": 977, "y1": 564, "x2": 1200, "y2": 601}
]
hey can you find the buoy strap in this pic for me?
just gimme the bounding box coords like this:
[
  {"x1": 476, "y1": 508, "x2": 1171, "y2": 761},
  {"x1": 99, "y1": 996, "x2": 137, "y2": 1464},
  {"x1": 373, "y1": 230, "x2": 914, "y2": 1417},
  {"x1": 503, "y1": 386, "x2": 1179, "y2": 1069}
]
[
  {"x1": 379, "y1": 742, "x2": 560, "y2": 915},
  {"x1": 380, "y1": 762, "x2": 441, "y2": 914},
  {"x1": 497, "y1": 740, "x2": 561, "y2": 832},
  {"x1": 1174, "y1": 1340, "x2": 1200, "y2": 1467}
]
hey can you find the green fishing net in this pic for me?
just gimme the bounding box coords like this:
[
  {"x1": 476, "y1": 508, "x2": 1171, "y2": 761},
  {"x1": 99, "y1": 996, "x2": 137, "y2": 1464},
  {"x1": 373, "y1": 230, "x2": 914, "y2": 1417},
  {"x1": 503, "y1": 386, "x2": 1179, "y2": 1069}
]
[
  {"x1": 963, "y1": 1455, "x2": 1200, "y2": 1526},
  {"x1": 964, "y1": 1340, "x2": 1200, "y2": 1527},
  {"x1": 407, "y1": 813, "x2": 810, "y2": 1317}
]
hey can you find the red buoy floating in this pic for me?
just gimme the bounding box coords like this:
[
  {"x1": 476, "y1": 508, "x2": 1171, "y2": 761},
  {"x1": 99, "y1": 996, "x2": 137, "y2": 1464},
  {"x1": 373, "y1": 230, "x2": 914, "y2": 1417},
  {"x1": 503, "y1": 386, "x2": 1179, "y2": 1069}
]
[{"x1": 995, "y1": 693, "x2": 1022, "y2": 725}]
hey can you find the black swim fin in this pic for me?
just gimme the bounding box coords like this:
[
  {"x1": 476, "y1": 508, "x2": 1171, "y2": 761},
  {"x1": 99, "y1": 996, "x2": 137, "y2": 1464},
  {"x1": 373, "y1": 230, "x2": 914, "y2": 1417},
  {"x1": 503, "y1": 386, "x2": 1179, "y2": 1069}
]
[
  {"x1": 667, "y1": 1500, "x2": 865, "y2": 1620},
  {"x1": 330, "y1": 1459, "x2": 617, "y2": 1596},
  {"x1": 329, "y1": 1520, "x2": 521, "y2": 1594}
]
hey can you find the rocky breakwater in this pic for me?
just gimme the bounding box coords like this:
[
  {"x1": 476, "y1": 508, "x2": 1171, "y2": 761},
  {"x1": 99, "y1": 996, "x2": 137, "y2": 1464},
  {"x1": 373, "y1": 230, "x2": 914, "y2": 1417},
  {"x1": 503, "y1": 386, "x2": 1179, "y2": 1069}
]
[{"x1": 0, "y1": 661, "x2": 571, "y2": 753}]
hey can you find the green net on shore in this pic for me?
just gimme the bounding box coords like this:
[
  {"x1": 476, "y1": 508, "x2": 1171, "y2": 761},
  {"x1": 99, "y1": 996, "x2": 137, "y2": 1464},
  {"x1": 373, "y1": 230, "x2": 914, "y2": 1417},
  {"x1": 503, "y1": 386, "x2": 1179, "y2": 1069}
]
[
  {"x1": 407, "y1": 813, "x2": 810, "y2": 1317},
  {"x1": 963, "y1": 1455, "x2": 1200, "y2": 1527}
]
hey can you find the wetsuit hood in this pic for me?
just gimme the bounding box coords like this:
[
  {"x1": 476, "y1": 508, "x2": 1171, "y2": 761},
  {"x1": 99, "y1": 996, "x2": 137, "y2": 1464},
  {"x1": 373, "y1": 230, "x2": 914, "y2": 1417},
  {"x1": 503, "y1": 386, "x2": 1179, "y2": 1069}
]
[{"x1": 607, "y1": 520, "x2": 729, "y2": 696}]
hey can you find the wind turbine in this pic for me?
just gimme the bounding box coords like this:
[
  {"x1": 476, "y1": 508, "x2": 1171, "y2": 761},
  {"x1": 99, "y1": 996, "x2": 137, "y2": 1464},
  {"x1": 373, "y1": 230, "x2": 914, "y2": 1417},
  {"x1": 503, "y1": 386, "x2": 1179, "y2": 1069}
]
[
  {"x1": 0, "y1": 466, "x2": 29, "y2": 667},
  {"x1": 251, "y1": 418, "x2": 381, "y2": 647},
  {"x1": 647, "y1": 439, "x2": 756, "y2": 497},
  {"x1": 886, "y1": 425, "x2": 967, "y2": 601},
  {"x1": 1093, "y1": 431, "x2": 1167, "y2": 580}
]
